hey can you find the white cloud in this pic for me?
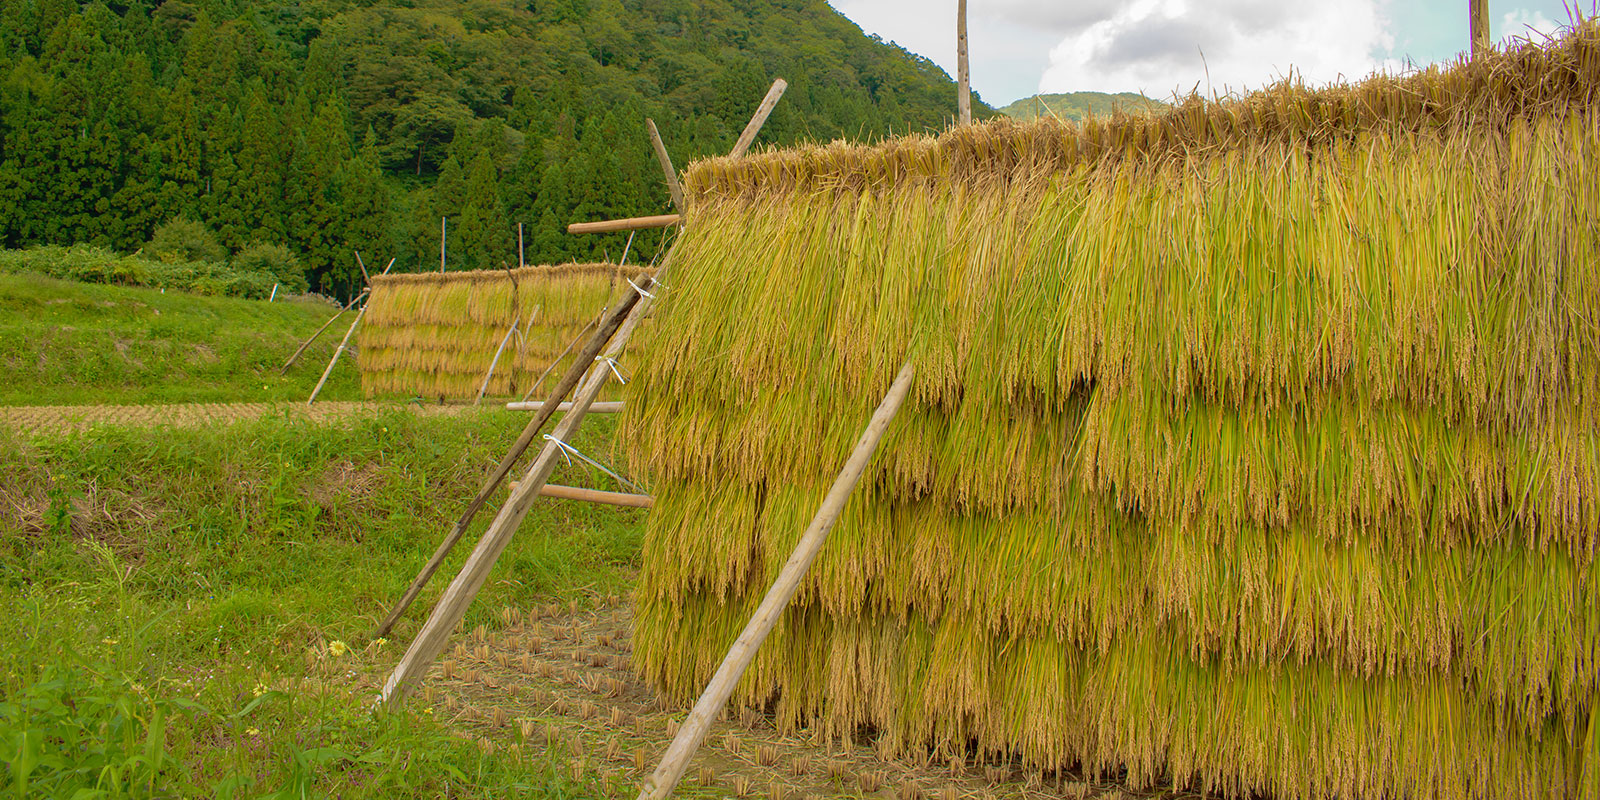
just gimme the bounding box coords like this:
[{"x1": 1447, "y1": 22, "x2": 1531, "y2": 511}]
[
  {"x1": 1500, "y1": 9, "x2": 1562, "y2": 43},
  {"x1": 1039, "y1": 0, "x2": 1406, "y2": 98}
]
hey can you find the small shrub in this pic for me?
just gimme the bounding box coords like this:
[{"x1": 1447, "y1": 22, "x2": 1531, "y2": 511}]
[
  {"x1": 148, "y1": 218, "x2": 225, "y2": 264},
  {"x1": 233, "y1": 242, "x2": 308, "y2": 294}
]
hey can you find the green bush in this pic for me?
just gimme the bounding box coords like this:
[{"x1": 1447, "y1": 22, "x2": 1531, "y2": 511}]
[
  {"x1": 233, "y1": 242, "x2": 308, "y2": 294},
  {"x1": 147, "y1": 218, "x2": 225, "y2": 264},
  {"x1": 0, "y1": 247, "x2": 280, "y2": 300}
]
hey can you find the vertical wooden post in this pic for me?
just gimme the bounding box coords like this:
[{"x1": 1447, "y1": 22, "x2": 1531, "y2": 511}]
[
  {"x1": 1470, "y1": 0, "x2": 1490, "y2": 55},
  {"x1": 730, "y1": 79, "x2": 788, "y2": 158},
  {"x1": 635, "y1": 361, "x2": 917, "y2": 800},
  {"x1": 957, "y1": 0, "x2": 971, "y2": 125},
  {"x1": 440, "y1": 217, "x2": 447, "y2": 273},
  {"x1": 647, "y1": 119, "x2": 686, "y2": 212},
  {"x1": 518, "y1": 223, "x2": 525, "y2": 268}
]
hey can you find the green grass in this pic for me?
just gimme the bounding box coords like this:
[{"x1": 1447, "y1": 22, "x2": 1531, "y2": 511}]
[
  {"x1": 0, "y1": 272, "x2": 362, "y2": 406},
  {"x1": 0, "y1": 409, "x2": 646, "y2": 797}
]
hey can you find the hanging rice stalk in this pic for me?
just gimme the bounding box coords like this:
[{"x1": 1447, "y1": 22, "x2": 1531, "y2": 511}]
[
  {"x1": 358, "y1": 263, "x2": 654, "y2": 399},
  {"x1": 622, "y1": 22, "x2": 1600, "y2": 800}
]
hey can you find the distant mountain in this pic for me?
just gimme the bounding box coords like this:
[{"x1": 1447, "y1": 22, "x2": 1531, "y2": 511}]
[
  {"x1": 0, "y1": 1, "x2": 990, "y2": 295},
  {"x1": 997, "y1": 92, "x2": 1167, "y2": 121}
]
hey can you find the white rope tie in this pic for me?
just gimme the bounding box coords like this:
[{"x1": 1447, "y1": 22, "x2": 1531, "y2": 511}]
[
  {"x1": 627, "y1": 277, "x2": 656, "y2": 300},
  {"x1": 595, "y1": 355, "x2": 628, "y2": 384},
  {"x1": 542, "y1": 435, "x2": 645, "y2": 493}
]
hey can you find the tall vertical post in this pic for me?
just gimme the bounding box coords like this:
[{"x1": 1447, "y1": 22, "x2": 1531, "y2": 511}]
[
  {"x1": 957, "y1": 0, "x2": 971, "y2": 125},
  {"x1": 440, "y1": 217, "x2": 447, "y2": 273},
  {"x1": 1470, "y1": 0, "x2": 1490, "y2": 55}
]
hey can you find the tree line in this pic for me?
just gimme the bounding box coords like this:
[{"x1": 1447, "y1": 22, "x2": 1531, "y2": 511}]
[{"x1": 0, "y1": 0, "x2": 986, "y2": 297}]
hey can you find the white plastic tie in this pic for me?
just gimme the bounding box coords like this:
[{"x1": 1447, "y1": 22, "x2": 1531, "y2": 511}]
[
  {"x1": 595, "y1": 355, "x2": 628, "y2": 384},
  {"x1": 627, "y1": 277, "x2": 656, "y2": 300},
  {"x1": 541, "y1": 435, "x2": 645, "y2": 493}
]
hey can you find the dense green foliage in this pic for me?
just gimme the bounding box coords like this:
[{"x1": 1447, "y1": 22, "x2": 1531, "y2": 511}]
[
  {"x1": 0, "y1": 246, "x2": 282, "y2": 299},
  {"x1": 0, "y1": 410, "x2": 644, "y2": 796},
  {"x1": 996, "y1": 91, "x2": 1165, "y2": 121},
  {"x1": 0, "y1": 272, "x2": 361, "y2": 404},
  {"x1": 0, "y1": 0, "x2": 988, "y2": 298}
]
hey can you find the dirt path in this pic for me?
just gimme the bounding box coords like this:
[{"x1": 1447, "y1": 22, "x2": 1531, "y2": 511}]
[
  {"x1": 415, "y1": 600, "x2": 1138, "y2": 800},
  {"x1": 0, "y1": 401, "x2": 480, "y2": 436}
]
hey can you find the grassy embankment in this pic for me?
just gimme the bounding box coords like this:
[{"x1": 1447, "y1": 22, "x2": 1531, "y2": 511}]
[
  {"x1": 0, "y1": 272, "x2": 362, "y2": 406},
  {"x1": 1, "y1": 409, "x2": 646, "y2": 797}
]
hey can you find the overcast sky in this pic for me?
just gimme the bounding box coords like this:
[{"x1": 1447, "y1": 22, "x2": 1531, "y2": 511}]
[{"x1": 827, "y1": 0, "x2": 1588, "y2": 106}]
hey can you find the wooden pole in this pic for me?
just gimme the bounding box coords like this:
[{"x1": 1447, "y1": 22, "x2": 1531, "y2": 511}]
[
  {"x1": 538, "y1": 483, "x2": 653, "y2": 509},
  {"x1": 474, "y1": 319, "x2": 519, "y2": 406},
  {"x1": 381, "y1": 266, "x2": 665, "y2": 702},
  {"x1": 730, "y1": 79, "x2": 788, "y2": 158},
  {"x1": 440, "y1": 217, "x2": 447, "y2": 273},
  {"x1": 355, "y1": 251, "x2": 371, "y2": 285},
  {"x1": 505, "y1": 400, "x2": 624, "y2": 413},
  {"x1": 269, "y1": 283, "x2": 278, "y2": 303},
  {"x1": 635, "y1": 361, "x2": 917, "y2": 800},
  {"x1": 281, "y1": 290, "x2": 367, "y2": 373},
  {"x1": 518, "y1": 223, "x2": 525, "y2": 269},
  {"x1": 1470, "y1": 0, "x2": 1490, "y2": 55},
  {"x1": 646, "y1": 119, "x2": 685, "y2": 213},
  {"x1": 568, "y1": 214, "x2": 681, "y2": 235},
  {"x1": 370, "y1": 282, "x2": 650, "y2": 640},
  {"x1": 519, "y1": 309, "x2": 604, "y2": 402},
  {"x1": 307, "y1": 303, "x2": 367, "y2": 406},
  {"x1": 957, "y1": 0, "x2": 972, "y2": 125},
  {"x1": 281, "y1": 258, "x2": 391, "y2": 374}
]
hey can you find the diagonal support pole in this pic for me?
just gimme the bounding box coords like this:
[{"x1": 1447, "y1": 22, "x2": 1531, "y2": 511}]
[
  {"x1": 370, "y1": 285, "x2": 649, "y2": 639},
  {"x1": 646, "y1": 119, "x2": 686, "y2": 213},
  {"x1": 635, "y1": 361, "x2": 917, "y2": 800},
  {"x1": 730, "y1": 79, "x2": 787, "y2": 157},
  {"x1": 381, "y1": 265, "x2": 667, "y2": 702}
]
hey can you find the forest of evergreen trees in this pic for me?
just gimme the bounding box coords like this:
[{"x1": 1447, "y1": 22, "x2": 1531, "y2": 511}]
[{"x1": 0, "y1": 0, "x2": 989, "y2": 298}]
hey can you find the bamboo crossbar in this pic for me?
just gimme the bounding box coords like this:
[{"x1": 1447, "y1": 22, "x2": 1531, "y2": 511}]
[
  {"x1": 505, "y1": 401, "x2": 624, "y2": 413},
  {"x1": 538, "y1": 483, "x2": 653, "y2": 509},
  {"x1": 567, "y1": 214, "x2": 681, "y2": 235}
]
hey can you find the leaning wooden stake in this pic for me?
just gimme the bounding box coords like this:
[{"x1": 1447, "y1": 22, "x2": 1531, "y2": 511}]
[
  {"x1": 636, "y1": 360, "x2": 917, "y2": 800},
  {"x1": 646, "y1": 119, "x2": 686, "y2": 212},
  {"x1": 281, "y1": 290, "x2": 366, "y2": 373},
  {"x1": 381, "y1": 271, "x2": 663, "y2": 701},
  {"x1": 370, "y1": 283, "x2": 650, "y2": 640},
  {"x1": 519, "y1": 310, "x2": 603, "y2": 402},
  {"x1": 956, "y1": 0, "x2": 971, "y2": 125},
  {"x1": 288, "y1": 257, "x2": 394, "y2": 376},
  {"x1": 730, "y1": 79, "x2": 787, "y2": 157},
  {"x1": 307, "y1": 303, "x2": 366, "y2": 406},
  {"x1": 474, "y1": 318, "x2": 520, "y2": 406}
]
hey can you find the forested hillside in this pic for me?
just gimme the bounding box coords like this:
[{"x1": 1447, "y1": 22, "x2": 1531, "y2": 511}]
[
  {"x1": 0, "y1": 0, "x2": 987, "y2": 297},
  {"x1": 996, "y1": 91, "x2": 1165, "y2": 121}
]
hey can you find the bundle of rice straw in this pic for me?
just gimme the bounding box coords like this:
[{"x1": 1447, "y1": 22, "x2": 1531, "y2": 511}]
[
  {"x1": 623, "y1": 22, "x2": 1600, "y2": 800},
  {"x1": 359, "y1": 263, "x2": 653, "y2": 399}
]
